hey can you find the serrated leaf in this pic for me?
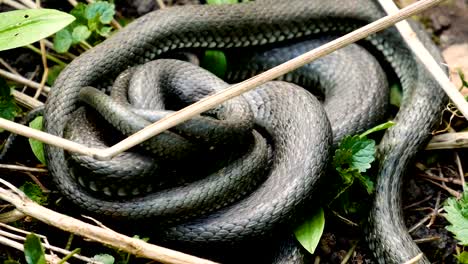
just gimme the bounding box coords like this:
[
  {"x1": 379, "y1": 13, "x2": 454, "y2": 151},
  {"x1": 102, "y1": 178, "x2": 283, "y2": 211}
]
[
  {"x1": 294, "y1": 208, "x2": 325, "y2": 254},
  {"x1": 24, "y1": 233, "x2": 46, "y2": 264},
  {"x1": 201, "y1": 50, "x2": 227, "y2": 78},
  {"x1": 456, "y1": 251, "x2": 468, "y2": 264},
  {"x1": 71, "y1": 25, "x2": 91, "y2": 44},
  {"x1": 85, "y1": 2, "x2": 115, "y2": 25},
  {"x1": 28, "y1": 116, "x2": 46, "y2": 165},
  {"x1": 444, "y1": 188, "x2": 468, "y2": 245},
  {"x1": 53, "y1": 29, "x2": 72, "y2": 53},
  {"x1": 20, "y1": 182, "x2": 47, "y2": 204},
  {"x1": 93, "y1": 254, "x2": 115, "y2": 264},
  {"x1": 334, "y1": 135, "x2": 375, "y2": 173},
  {"x1": 0, "y1": 9, "x2": 75, "y2": 51},
  {"x1": 206, "y1": 0, "x2": 238, "y2": 4}
]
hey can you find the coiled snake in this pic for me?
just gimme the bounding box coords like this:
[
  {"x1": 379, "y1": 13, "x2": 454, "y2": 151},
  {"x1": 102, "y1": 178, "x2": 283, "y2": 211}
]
[{"x1": 43, "y1": 0, "x2": 447, "y2": 263}]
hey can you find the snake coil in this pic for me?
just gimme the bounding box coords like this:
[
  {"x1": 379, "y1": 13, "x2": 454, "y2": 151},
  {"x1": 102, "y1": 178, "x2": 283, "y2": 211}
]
[{"x1": 43, "y1": 0, "x2": 447, "y2": 263}]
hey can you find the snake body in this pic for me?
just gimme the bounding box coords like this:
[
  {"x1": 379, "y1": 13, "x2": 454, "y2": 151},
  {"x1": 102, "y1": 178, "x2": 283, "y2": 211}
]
[{"x1": 43, "y1": 0, "x2": 447, "y2": 263}]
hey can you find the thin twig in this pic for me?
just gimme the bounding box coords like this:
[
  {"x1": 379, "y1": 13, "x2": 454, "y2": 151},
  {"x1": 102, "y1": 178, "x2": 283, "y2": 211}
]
[
  {"x1": 35, "y1": 42, "x2": 48, "y2": 99},
  {"x1": 0, "y1": 235, "x2": 63, "y2": 263},
  {"x1": 156, "y1": 0, "x2": 166, "y2": 9},
  {"x1": 378, "y1": 0, "x2": 468, "y2": 120},
  {"x1": 402, "y1": 253, "x2": 424, "y2": 264},
  {"x1": 426, "y1": 191, "x2": 441, "y2": 228},
  {"x1": 17, "y1": 0, "x2": 35, "y2": 8},
  {"x1": 408, "y1": 208, "x2": 444, "y2": 233},
  {"x1": 57, "y1": 248, "x2": 81, "y2": 264},
  {"x1": 12, "y1": 90, "x2": 44, "y2": 109},
  {"x1": 0, "y1": 209, "x2": 25, "y2": 223},
  {"x1": 0, "y1": 59, "x2": 45, "y2": 108},
  {"x1": 0, "y1": 179, "x2": 218, "y2": 264},
  {"x1": 418, "y1": 173, "x2": 462, "y2": 185},
  {"x1": 24, "y1": 171, "x2": 49, "y2": 192},
  {"x1": 0, "y1": 59, "x2": 20, "y2": 75},
  {"x1": 0, "y1": 0, "x2": 446, "y2": 160},
  {"x1": 33, "y1": 0, "x2": 49, "y2": 99},
  {"x1": 423, "y1": 178, "x2": 460, "y2": 197},
  {"x1": 427, "y1": 132, "x2": 468, "y2": 150},
  {"x1": 1, "y1": 0, "x2": 28, "y2": 9},
  {"x1": 21, "y1": 65, "x2": 39, "y2": 93},
  {"x1": 414, "y1": 236, "x2": 440, "y2": 244},
  {"x1": 340, "y1": 242, "x2": 357, "y2": 264},
  {"x1": 0, "y1": 68, "x2": 50, "y2": 93},
  {"x1": 404, "y1": 195, "x2": 433, "y2": 210},
  {"x1": 0, "y1": 164, "x2": 47, "y2": 173},
  {"x1": 455, "y1": 152, "x2": 466, "y2": 189},
  {"x1": 330, "y1": 210, "x2": 359, "y2": 227},
  {"x1": 314, "y1": 256, "x2": 320, "y2": 264},
  {"x1": 26, "y1": 44, "x2": 67, "y2": 67}
]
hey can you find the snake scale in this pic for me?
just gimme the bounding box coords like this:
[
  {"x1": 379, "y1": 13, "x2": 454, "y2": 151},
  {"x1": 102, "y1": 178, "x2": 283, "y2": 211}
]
[{"x1": 42, "y1": 0, "x2": 447, "y2": 263}]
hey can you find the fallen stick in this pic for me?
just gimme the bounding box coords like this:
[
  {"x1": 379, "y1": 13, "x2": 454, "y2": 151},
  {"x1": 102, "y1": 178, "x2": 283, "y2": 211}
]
[
  {"x1": 377, "y1": 0, "x2": 468, "y2": 119},
  {"x1": 0, "y1": 179, "x2": 217, "y2": 264}
]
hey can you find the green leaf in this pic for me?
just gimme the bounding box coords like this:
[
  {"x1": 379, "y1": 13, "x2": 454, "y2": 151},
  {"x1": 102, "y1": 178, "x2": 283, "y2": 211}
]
[
  {"x1": 444, "y1": 187, "x2": 468, "y2": 245},
  {"x1": 71, "y1": 25, "x2": 91, "y2": 44},
  {"x1": 46, "y1": 65, "x2": 65, "y2": 86},
  {"x1": 28, "y1": 116, "x2": 46, "y2": 165},
  {"x1": 456, "y1": 251, "x2": 468, "y2": 264},
  {"x1": 71, "y1": 25, "x2": 91, "y2": 43},
  {"x1": 359, "y1": 121, "x2": 395, "y2": 138},
  {"x1": 0, "y1": 78, "x2": 21, "y2": 123},
  {"x1": 19, "y1": 182, "x2": 48, "y2": 205},
  {"x1": 0, "y1": 9, "x2": 75, "y2": 51},
  {"x1": 24, "y1": 233, "x2": 46, "y2": 264},
  {"x1": 85, "y1": 2, "x2": 115, "y2": 25},
  {"x1": 201, "y1": 50, "x2": 227, "y2": 78},
  {"x1": 334, "y1": 136, "x2": 375, "y2": 173},
  {"x1": 294, "y1": 208, "x2": 325, "y2": 254},
  {"x1": 53, "y1": 29, "x2": 73, "y2": 53},
  {"x1": 93, "y1": 254, "x2": 115, "y2": 264},
  {"x1": 206, "y1": 0, "x2": 238, "y2": 4},
  {"x1": 97, "y1": 26, "x2": 112, "y2": 37}
]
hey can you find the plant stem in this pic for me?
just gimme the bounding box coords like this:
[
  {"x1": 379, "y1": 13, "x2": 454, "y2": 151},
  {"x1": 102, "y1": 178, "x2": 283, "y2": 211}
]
[{"x1": 26, "y1": 45, "x2": 67, "y2": 67}]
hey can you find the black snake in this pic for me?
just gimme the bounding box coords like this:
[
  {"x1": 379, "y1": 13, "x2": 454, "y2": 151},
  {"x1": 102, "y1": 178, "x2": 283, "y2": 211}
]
[{"x1": 42, "y1": 0, "x2": 447, "y2": 262}]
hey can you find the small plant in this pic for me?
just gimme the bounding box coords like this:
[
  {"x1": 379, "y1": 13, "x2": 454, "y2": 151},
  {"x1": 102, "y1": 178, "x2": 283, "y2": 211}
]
[
  {"x1": 443, "y1": 186, "x2": 468, "y2": 263},
  {"x1": 54, "y1": 1, "x2": 116, "y2": 53},
  {"x1": 444, "y1": 186, "x2": 468, "y2": 246},
  {"x1": 294, "y1": 121, "x2": 394, "y2": 253}
]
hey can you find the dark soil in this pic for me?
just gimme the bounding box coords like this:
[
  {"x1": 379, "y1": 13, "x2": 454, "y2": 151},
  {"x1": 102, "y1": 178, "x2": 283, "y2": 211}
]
[{"x1": 0, "y1": 0, "x2": 467, "y2": 263}]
